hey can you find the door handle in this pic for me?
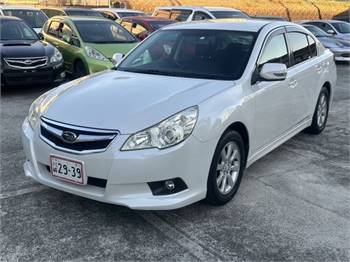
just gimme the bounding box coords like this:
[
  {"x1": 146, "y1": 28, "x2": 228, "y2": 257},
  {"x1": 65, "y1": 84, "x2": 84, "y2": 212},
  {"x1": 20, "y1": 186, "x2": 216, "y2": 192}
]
[
  {"x1": 289, "y1": 79, "x2": 297, "y2": 88},
  {"x1": 316, "y1": 65, "x2": 323, "y2": 74}
]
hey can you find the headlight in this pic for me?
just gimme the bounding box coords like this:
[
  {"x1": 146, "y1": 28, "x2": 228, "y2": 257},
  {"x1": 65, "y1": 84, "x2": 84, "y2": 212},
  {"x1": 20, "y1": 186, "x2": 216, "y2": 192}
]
[
  {"x1": 50, "y1": 48, "x2": 63, "y2": 64},
  {"x1": 28, "y1": 92, "x2": 50, "y2": 129},
  {"x1": 85, "y1": 46, "x2": 108, "y2": 61},
  {"x1": 121, "y1": 106, "x2": 198, "y2": 151}
]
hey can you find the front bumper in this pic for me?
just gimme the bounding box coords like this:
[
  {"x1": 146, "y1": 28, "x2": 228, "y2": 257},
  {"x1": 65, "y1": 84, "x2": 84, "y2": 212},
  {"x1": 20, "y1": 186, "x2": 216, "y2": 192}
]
[
  {"x1": 85, "y1": 58, "x2": 114, "y2": 74},
  {"x1": 21, "y1": 118, "x2": 216, "y2": 210},
  {"x1": 1, "y1": 62, "x2": 65, "y2": 87},
  {"x1": 330, "y1": 48, "x2": 350, "y2": 62}
]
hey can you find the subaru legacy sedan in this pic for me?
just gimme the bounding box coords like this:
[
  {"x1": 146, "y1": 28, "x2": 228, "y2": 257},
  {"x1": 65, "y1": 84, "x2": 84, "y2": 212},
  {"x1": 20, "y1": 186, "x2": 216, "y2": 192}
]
[{"x1": 22, "y1": 19, "x2": 336, "y2": 210}]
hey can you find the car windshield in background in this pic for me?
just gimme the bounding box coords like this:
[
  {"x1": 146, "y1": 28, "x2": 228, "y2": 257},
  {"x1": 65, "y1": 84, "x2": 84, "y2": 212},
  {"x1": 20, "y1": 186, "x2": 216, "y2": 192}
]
[
  {"x1": 0, "y1": 20, "x2": 38, "y2": 41},
  {"x1": 304, "y1": 25, "x2": 328, "y2": 37},
  {"x1": 74, "y1": 20, "x2": 137, "y2": 43},
  {"x1": 65, "y1": 10, "x2": 103, "y2": 17},
  {"x1": 149, "y1": 20, "x2": 176, "y2": 30},
  {"x1": 3, "y1": 10, "x2": 47, "y2": 28},
  {"x1": 170, "y1": 10, "x2": 192, "y2": 22},
  {"x1": 211, "y1": 11, "x2": 249, "y2": 19},
  {"x1": 330, "y1": 22, "x2": 350, "y2": 33},
  {"x1": 118, "y1": 12, "x2": 145, "y2": 18},
  {"x1": 118, "y1": 29, "x2": 256, "y2": 80}
]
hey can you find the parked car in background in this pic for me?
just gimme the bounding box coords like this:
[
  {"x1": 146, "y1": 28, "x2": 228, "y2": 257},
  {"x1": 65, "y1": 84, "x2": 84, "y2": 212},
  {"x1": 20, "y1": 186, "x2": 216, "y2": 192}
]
[
  {"x1": 302, "y1": 24, "x2": 350, "y2": 62},
  {"x1": 153, "y1": 6, "x2": 249, "y2": 22},
  {"x1": 41, "y1": 7, "x2": 103, "y2": 18},
  {"x1": 0, "y1": 16, "x2": 65, "y2": 88},
  {"x1": 0, "y1": 6, "x2": 48, "y2": 33},
  {"x1": 94, "y1": 8, "x2": 145, "y2": 20},
  {"x1": 42, "y1": 16, "x2": 138, "y2": 77},
  {"x1": 119, "y1": 16, "x2": 175, "y2": 41},
  {"x1": 300, "y1": 20, "x2": 350, "y2": 41},
  {"x1": 22, "y1": 19, "x2": 336, "y2": 210},
  {"x1": 253, "y1": 15, "x2": 287, "y2": 21},
  {"x1": 333, "y1": 8, "x2": 350, "y2": 23}
]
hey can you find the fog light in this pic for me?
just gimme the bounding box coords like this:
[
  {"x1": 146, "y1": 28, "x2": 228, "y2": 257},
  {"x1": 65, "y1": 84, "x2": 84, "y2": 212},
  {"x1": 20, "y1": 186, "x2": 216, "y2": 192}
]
[
  {"x1": 148, "y1": 178, "x2": 187, "y2": 195},
  {"x1": 165, "y1": 180, "x2": 175, "y2": 190},
  {"x1": 60, "y1": 72, "x2": 66, "y2": 78}
]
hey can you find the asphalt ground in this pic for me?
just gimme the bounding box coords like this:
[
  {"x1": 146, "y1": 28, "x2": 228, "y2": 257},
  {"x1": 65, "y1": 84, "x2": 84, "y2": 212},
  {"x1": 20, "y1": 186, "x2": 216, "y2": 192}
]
[{"x1": 0, "y1": 64, "x2": 349, "y2": 262}]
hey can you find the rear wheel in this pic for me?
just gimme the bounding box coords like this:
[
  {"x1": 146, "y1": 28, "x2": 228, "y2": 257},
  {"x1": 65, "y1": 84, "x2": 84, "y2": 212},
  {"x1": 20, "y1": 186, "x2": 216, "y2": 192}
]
[
  {"x1": 206, "y1": 130, "x2": 246, "y2": 205},
  {"x1": 73, "y1": 60, "x2": 88, "y2": 79},
  {"x1": 305, "y1": 86, "x2": 330, "y2": 134}
]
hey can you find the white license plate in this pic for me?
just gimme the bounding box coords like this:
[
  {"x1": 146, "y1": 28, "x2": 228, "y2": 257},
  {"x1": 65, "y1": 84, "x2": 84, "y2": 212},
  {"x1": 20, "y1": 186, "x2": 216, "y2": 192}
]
[{"x1": 50, "y1": 155, "x2": 86, "y2": 185}]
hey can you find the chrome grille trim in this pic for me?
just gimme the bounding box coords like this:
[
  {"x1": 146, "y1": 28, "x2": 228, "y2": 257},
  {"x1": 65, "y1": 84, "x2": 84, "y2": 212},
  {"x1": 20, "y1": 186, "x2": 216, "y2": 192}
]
[
  {"x1": 40, "y1": 117, "x2": 119, "y2": 155},
  {"x1": 5, "y1": 56, "x2": 48, "y2": 69}
]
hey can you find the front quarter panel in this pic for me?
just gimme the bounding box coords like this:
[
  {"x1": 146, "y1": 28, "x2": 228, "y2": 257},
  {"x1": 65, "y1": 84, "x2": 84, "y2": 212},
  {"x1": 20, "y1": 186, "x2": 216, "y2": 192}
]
[{"x1": 193, "y1": 82, "x2": 254, "y2": 155}]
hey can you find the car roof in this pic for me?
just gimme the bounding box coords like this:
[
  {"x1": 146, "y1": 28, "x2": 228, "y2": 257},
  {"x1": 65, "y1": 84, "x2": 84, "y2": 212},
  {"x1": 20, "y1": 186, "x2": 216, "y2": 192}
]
[
  {"x1": 95, "y1": 8, "x2": 144, "y2": 13},
  {"x1": 55, "y1": 15, "x2": 109, "y2": 22},
  {"x1": 155, "y1": 6, "x2": 241, "y2": 12},
  {"x1": 300, "y1": 19, "x2": 346, "y2": 23},
  {"x1": 0, "y1": 15, "x2": 21, "y2": 20},
  {"x1": 0, "y1": 5, "x2": 41, "y2": 11},
  {"x1": 122, "y1": 16, "x2": 174, "y2": 22},
  {"x1": 162, "y1": 19, "x2": 288, "y2": 32}
]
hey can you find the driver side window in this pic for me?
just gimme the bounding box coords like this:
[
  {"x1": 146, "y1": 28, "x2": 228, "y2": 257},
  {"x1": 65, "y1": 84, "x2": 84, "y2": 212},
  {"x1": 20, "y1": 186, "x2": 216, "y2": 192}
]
[
  {"x1": 259, "y1": 33, "x2": 289, "y2": 68},
  {"x1": 193, "y1": 11, "x2": 211, "y2": 21}
]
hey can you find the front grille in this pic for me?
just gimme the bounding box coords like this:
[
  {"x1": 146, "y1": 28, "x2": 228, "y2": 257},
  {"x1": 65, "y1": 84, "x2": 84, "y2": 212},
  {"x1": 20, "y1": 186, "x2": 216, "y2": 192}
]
[
  {"x1": 5, "y1": 56, "x2": 47, "y2": 69},
  {"x1": 341, "y1": 53, "x2": 350, "y2": 58},
  {"x1": 40, "y1": 117, "x2": 118, "y2": 154}
]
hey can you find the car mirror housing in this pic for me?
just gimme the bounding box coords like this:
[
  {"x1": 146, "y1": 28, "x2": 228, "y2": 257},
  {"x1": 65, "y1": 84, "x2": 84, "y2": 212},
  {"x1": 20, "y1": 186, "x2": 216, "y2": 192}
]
[
  {"x1": 112, "y1": 53, "x2": 124, "y2": 65},
  {"x1": 38, "y1": 32, "x2": 44, "y2": 40},
  {"x1": 259, "y1": 63, "x2": 287, "y2": 81},
  {"x1": 327, "y1": 29, "x2": 336, "y2": 35}
]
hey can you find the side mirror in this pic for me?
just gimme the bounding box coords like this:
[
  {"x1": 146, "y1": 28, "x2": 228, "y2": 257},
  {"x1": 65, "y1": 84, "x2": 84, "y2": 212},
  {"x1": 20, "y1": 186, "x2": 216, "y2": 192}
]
[
  {"x1": 71, "y1": 38, "x2": 81, "y2": 48},
  {"x1": 327, "y1": 29, "x2": 336, "y2": 35},
  {"x1": 62, "y1": 34, "x2": 71, "y2": 44},
  {"x1": 259, "y1": 63, "x2": 287, "y2": 81},
  {"x1": 38, "y1": 32, "x2": 44, "y2": 40},
  {"x1": 112, "y1": 53, "x2": 124, "y2": 65}
]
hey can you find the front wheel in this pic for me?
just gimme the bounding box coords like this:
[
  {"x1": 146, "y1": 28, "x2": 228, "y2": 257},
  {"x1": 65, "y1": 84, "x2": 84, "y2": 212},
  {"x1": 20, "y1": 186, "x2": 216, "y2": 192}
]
[
  {"x1": 305, "y1": 86, "x2": 330, "y2": 134},
  {"x1": 206, "y1": 130, "x2": 246, "y2": 206}
]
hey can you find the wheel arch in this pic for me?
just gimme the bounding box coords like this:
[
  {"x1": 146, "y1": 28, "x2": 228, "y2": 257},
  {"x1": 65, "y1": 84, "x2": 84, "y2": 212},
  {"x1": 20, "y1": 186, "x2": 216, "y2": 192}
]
[
  {"x1": 224, "y1": 121, "x2": 250, "y2": 161},
  {"x1": 323, "y1": 81, "x2": 331, "y2": 97}
]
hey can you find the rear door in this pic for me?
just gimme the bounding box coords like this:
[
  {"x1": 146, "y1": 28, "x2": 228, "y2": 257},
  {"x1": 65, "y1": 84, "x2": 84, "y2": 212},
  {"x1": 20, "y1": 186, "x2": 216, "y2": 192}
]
[{"x1": 285, "y1": 28, "x2": 319, "y2": 122}]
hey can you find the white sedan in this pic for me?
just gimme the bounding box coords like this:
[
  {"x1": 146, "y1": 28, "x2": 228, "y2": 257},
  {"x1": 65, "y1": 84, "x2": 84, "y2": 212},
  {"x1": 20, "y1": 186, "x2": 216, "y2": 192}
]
[{"x1": 22, "y1": 19, "x2": 336, "y2": 210}]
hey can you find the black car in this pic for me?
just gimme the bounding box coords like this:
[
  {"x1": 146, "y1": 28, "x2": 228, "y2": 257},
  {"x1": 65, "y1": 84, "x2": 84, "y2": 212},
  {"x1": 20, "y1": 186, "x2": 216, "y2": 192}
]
[{"x1": 0, "y1": 16, "x2": 65, "y2": 88}]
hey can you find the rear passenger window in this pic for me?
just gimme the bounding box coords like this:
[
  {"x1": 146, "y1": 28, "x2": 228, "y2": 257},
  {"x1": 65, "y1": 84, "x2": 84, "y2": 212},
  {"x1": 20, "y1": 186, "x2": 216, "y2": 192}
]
[
  {"x1": 287, "y1": 32, "x2": 310, "y2": 65},
  {"x1": 154, "y1": 10, "x2": 171, "y2": 19},
  {"x1": 307, "y1": 35, "x2": 317, "y2": 57},
  {"x1": 259, "y1": 34, "x2": 289, "y2": 67},
  {"x1": 47, "y1": 21, "x2": 60, "y2": 38}
]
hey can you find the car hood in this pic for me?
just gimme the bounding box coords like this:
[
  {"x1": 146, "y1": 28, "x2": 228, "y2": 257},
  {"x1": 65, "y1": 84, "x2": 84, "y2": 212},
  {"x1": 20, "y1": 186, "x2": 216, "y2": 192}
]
[
  {"x1": 42, "y1": 70, "x2": 233, "y2": 134},
  {"x1": 318, "y1": 36, "x2": 350, "y2": 48},
  {"x1": 0, "y1": 40, "x2": 53, "y2": 58},
  {"x1": 86, "y1": 43, "x2": 137, "y2": 59}
]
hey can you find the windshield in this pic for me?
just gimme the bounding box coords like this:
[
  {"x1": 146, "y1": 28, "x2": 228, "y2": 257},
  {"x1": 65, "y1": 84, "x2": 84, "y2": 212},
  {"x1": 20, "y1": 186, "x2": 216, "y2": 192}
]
[
  {"x1": 118, "y1": 12, "x2": 145, "y2": 18},
  {"x1": 211, "y1": 11, "x2": 249, "y2": 19},
  {"x1": 118, "y1": 29, "x2": 256, "y2": 80},
  {"x1": 0, "y1": 19, "x2": 38, "y2": 41},
  {"x1": 149, "y1": 20, "x2": 175, "y2": 30},
  {"x1": 330, "y1": 22, "x2": 350, "y2": 34},
  {"x1": 65, "y1": 10, "x2": 103, "y2": 17},
  {"x1": 74, "y1": 20, "x2": 137, "y2": 43},
  {"x1": 3, "y1": 9, "x2": 47, "y2": 28},
  {"x1": 304, "y1": 25, "x2": 328, "y2": 37}
]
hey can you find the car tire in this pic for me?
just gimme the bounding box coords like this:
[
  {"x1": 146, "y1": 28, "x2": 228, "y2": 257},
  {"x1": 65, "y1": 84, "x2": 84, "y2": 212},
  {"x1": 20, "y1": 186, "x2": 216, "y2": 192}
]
[
  {"x1": 305, "y1": 86, "x2": 330, "y2": 135},
  {"x1": 73, "y1": 60, "x2": 88, "y2": 79},
  {"x1": 206, "y1": 130, "x2": 246, "y2": 206}
]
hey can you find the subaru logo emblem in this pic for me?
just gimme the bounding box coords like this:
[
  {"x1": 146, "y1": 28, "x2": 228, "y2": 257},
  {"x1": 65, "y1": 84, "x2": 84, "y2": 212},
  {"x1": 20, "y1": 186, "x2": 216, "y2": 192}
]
[
  {"x1": 61, "y1": 131, "x2": 78, "y2": 143},
  {"x1": 23, "y1": 59, "x2": 32, "y2": 65}
]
